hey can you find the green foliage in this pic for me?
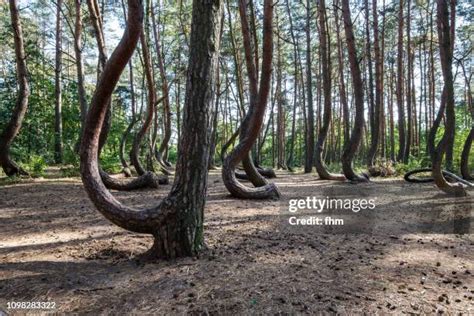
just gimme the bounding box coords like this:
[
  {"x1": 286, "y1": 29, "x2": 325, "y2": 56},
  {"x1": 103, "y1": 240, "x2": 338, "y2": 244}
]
[
  {"x1": 60, "y1": 166, "x2": 80, "y2": 178},
  {"x1": 25, "y1": 155, "x2": 47, "y2": 177},
  {"x1": 394, "y1": 159, "x2": 426, "y2": 175},
  {"x1": 167, "y1": 145, "x2": 178, "y2": 164}
]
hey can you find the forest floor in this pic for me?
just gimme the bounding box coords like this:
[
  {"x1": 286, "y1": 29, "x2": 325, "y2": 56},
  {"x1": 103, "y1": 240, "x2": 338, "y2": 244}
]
[{"x1": 0, "y1": 169, "x2": 473, "y2": 314}]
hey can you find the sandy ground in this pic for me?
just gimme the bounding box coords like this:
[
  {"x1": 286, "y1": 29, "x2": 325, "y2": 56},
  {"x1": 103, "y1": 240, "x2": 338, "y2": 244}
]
[{"x1": 0, "y1": 170, "x2": 473, "y2": 314}]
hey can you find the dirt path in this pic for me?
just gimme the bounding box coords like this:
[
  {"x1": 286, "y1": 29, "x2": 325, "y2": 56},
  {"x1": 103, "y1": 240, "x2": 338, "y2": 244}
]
[{"x1": 0, "y1": 171, "x2": 473, "y2": 314}]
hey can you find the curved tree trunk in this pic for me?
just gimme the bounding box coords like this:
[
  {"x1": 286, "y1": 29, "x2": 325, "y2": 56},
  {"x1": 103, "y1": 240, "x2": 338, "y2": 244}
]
[
  {"x1": 428, "y1": 1, "x2": 455, "y2": 163},
  {"x1": 222, "y1": 0, "x2": 280, "y2": 200},
  {"x1": 315, "y1": 0, "x2": 345, "y2": 181},
  {"x1": 340, "y1": 0, "x2": 369, "y2": 182},
  {"x1": 80, "y1": 0, "x2": 223, "y2": 259},
  {"x1": 89, "y1": 0, "x2": 158, "y2": 190},
  {"x1": 239, "y1": 0, "x2": 274, "y2": 186},
  {"x1": 0, "y1": 0, "x2": 30, "y2": 177},
  {"x1": 431, "y1": 0, "x2": 466, "y2": 196}
]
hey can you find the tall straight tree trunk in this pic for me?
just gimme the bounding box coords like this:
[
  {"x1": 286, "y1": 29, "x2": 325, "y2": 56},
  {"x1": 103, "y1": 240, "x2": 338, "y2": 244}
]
[
  {"x1": 150, "y1": 1, "x2": 172, "y2": 168},
  {"x1": 54, "y1": 0, "x2": 63, "y2": 164},
  {"x1": 315, "y1": 0, "x2": 344, "y2": 180},
  {"x1": 445, "y1": 0, "x2": 456, "y2": 171},
  {"x1": 118, "y1": 0, "x2": 135, "y2": 177},
  {"x1": 285, "y1": 0, "x2": 298, "y2": 171},
  {"x1": 73, "y1": 0, "x2": 88, "y2": 152},
  {"x1": 87, "y1": 0, "x2": 112, "y2": 150},
  {"x1": 118, "y1": 60, "x2": 137, "y2": 177},
  {"x1": 0, "y1": 0, "x2": 30, "y2": 176},
  {"x1": 334, "y1": 0, "x2": 350, "y2": 146},
  {"x1": 379, "y1": 1, "x2": 386, "y2": 159},
  {"x1": 461, "y1": 127, "x2": 473, "y2": 180},
  {"x1": 222, "y1": 0, "x2": 280, "y2": 200},
  {"x1": 404, "y1": 0, "x2": 412, "y2": 163},
  {"x1": 396, "y1": 0, "x2": 406, "y2": 162},
  {"x1": 130, "y1": 29, "x2": 157, "y2": 176},
  {"x1": 367, "y1": 0, "x2": 382, "y2": 169},
  {"x1": 80, "y1": 0, "x2": 223, "y2": 259},
  {"x1": 431, "y1": 0, "x2": 466, "y2": 196},
  {"x1": 276, "y1": 22, "x2": 286, "y2": 170},
  {"x1": 460, "y1": 62, "x2": 473, "y2": 180},
  {"x1": 304, "y1": 0, "x2": 314, "y2": 173},
  {"x1": 208, "y1": 55, "x2": 221, "y2": 170},
  {"x1": 340, "y1": 0, "x2": 368, "y2": 182},
  {"x1": 364, "y1": 0, "x2": 375, "y2": 165},
  {"x1": 226, "y1": 1, "x2": 246, "y2": 118}
]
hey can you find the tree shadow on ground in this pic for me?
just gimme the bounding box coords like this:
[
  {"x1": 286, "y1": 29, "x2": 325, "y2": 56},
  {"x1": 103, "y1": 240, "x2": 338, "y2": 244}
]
[{"x1": 0, "y1": 171, "x2": 473, "y2": 313}]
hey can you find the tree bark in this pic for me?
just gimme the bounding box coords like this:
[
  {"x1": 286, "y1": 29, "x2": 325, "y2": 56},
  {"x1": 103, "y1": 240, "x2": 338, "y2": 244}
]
[
  {"x1": 304, "y1": 0, "x2": 314, "y2": 173},
  {"x1": 404, "y1": 0, "x2": 412, "y2": 163},
  {"x1": 364, "y1": 0, "x2": 375, "y2": 166},
  {"x1": 150, "y1": 1, "x2": 172, "y2": 168},
  {"x1": 208, "y1": 49, "x2": 222, "y2": 170},
  {"x1": 445, "y1": 0, "x2": 456, "y2": 171},
  {"x1": 431, "y1": 0, "x2": 466, "y2": 196},
  {"x1": 461, "y1": 128, "x2": 474, "y2": 180},
  {"x1": 0, "y1": 0, "x2": 30, "y2": 177},
  {"x1": 388, "y1": 62, "x2": 396, "y2": 162},
  {"x1": 80, "y1": 0, "x2": 223, "y2": 259},
  {"x1": 284, "y1": 0, "x2": 298, "y2": 171},
  {"x1": 334, "y1": 0, "x2": 350, "y2": 147},
  {"x1": 315, "y1": 0, "x2": 345, "y2": 181},
  {"x1": 460, "y1": 61, "x2": 473, "y2": 180},
  {"x1": 237, "y1": 0, "x2": 276, "y2": 188},
  {"x1": 340, "y1": 0, "x2": 369, "y2": 182},
  {"x1": 396, "y1": 0, "x2": 406, "y2": 162},
  {"x1": 89, "y1": 0, "x2": 159, "y2": 190},
  {"x1": 367, "y1": 0, "x2": 382, "y2": 169},
  {"x1": 222, "y1": 0, "x2": 280, "y2": 200},
  {"x1": 73, "y1": 0, "x2": 88, "y2": 152},
  {"x1": 130, "y1": 27, "x2": 156, "y2": 176},
  {"x1": 54, "y1": 0, "x2": 63, "y2": 164}
]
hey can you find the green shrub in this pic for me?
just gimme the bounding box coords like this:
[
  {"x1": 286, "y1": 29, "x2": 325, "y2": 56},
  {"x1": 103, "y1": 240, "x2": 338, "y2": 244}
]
[{"x1": 26, "y1": 155, "x2": 46, "y2": 177}]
